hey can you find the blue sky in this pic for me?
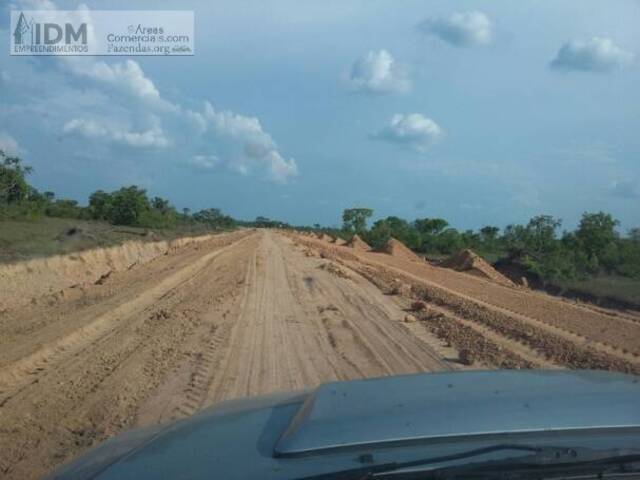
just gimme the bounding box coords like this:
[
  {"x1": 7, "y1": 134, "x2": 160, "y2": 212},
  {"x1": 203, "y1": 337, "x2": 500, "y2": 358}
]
[{"x1": 1, "y1": 0, "x2": 639, "y2": 231}]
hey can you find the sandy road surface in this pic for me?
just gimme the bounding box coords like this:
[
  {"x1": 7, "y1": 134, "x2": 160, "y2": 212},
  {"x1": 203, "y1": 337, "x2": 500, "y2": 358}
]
[
  {"x1": 0, "y1": 230, "x2": 452, "y2": 479},
  {"x1": 294, "y1": 233, "x2": 640, "y2": 373}
]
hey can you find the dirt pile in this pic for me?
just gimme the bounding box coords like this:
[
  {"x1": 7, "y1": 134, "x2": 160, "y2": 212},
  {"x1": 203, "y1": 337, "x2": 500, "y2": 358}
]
[
  {"x1": 332, "y1": 237, "x2": 347, "y2": 246},
  {"x1": 441, "y1": 249, "x2": 515, "y2": 287},
  {"x1": 346, "y1": 234, "x2": 371, "y2": 251},
  {"x1": 320, "y1": 234, "x2": 333, "y2": 242},
  {"x1": 383, "y1": 237, "x2": 422, "y2": 262},
  {"x1": 318, "y1": 261, "x2": 351, "y2": 279}
]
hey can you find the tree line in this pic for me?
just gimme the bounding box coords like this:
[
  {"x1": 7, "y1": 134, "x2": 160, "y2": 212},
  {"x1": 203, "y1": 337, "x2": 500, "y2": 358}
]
[
  {"x1": 338, "y1": 207, "x2": 640, "y2": 283},
  {"x1": 3, "y1": 151, "x2": 639, "y2": 283},
  {"x1": 0, "y1": 151, "x2": 236, "y2": 230}
]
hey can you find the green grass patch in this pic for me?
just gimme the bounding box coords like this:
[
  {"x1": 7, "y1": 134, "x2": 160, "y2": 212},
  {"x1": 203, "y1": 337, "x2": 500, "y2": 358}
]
[
  {"x1": 0, "y1": 217, "x2": 222, "y2": 264},
  {"x1": 552, "y1": 275, "x2": 640, "y2": 307}
]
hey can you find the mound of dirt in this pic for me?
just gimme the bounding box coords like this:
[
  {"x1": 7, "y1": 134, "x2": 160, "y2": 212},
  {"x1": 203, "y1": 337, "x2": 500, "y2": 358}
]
[
  {"x1": 320, "y1": 234, "x2": 333, "y2": 242},
  {"x1": 318, "y1": 261, "x2": 350, "y2": 279},
  {"x1": 346, "y1": 234, "x2": 371, "y2": 251},
  {"x1": 383, "y1": 237, "x2": 422, "y2": 262},
  {"x1": 442, "y1": 249, "x2": 515, "y2": 287},
  {"x1": 333, "y1": 237, "x2": 347, "y2": 246}
]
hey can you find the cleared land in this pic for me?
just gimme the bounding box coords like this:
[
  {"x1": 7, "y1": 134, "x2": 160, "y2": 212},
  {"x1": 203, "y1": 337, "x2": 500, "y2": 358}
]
[{"x1": 1, "y1": 229, "x2": 639, "y2": 479}]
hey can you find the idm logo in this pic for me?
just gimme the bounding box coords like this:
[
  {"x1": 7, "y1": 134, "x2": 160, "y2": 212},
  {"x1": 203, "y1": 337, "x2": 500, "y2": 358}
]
[{"x1": 13, "y1": 12, "x2": 87, "y2": 45}]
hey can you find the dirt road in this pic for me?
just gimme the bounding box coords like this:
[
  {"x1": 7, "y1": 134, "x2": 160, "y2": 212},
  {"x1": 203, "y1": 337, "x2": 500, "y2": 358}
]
[
  {"x1": 2, "y1": 229, "x2": 639, "y2": 479},
  {"x1": 295, "y1": 233, "x2": 640, "y2": 373},
  {"x1": 0, "y1": 230, "x2": 452, "y2": 479}
]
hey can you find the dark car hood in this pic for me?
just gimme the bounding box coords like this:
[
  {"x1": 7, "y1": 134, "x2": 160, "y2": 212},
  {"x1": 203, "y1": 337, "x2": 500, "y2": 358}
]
[{"x1": 49, "y1": 370, "x2": 640, "y2": 480}]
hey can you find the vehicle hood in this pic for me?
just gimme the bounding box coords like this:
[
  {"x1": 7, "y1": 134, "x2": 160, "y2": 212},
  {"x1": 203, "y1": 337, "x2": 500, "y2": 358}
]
[{"x1": 49, "y1": 370, "x2": 640, "y2": 480}]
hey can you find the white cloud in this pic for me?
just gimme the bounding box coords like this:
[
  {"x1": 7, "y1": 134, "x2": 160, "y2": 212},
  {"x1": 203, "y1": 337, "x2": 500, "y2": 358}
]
[
  {"x1": 0, "y1": 131, "x2": 20, "y2": 155},
  {"x1": 184, "y1": 110, "x2": 208, "y2": 134},
  {"x1": 199, "y1": 101, "x2": 298, "y2": 183},
  {"x1": 204, "y1": 102, "x2": 274, "y2": 149},
  {"x1": 63, "y1": 118, "x2": 170, "y2": 149},
  {"x1": 550, "y1": 37, "x2": 634, "y2": 73},
  {"x1": 62, "y1": 58, "x2": 176, "y2": 111},
  {"x1": 264, "y1": 151, "x2": 299, "y2": 183},
  {"x1": 418, "y1": 11, "x2": 492, "y2": 47},
  {"x1": 348, "y1": 50, "x2": 410, "y2": 94},
  {"x1": 371, "y1": 113, "x2": 444, "y2": 153},
  {"x1": 187, "y1": 155, "x2": 220, "y2": 171},
  {"x1": 85, "y1": 60, "x2": 160, "y2": 100},
  {"x1": 609, "y1": 180, "x2": 640, "y2": 199},
  {"x1": 118, "y1": 126, "x2": 170, "y2": 148},
  {"x1": 9, "y1": 0, "x2": 299, "y2": 184}
]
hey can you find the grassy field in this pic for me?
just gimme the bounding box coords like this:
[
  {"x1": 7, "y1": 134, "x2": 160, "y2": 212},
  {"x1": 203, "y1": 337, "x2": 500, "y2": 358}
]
[
  {"x1": 0, "y1": 217, "x2": 218, "y2": 264},
  {"x1": 551, "y1": 275, "x2": 640, "y2": 308}
]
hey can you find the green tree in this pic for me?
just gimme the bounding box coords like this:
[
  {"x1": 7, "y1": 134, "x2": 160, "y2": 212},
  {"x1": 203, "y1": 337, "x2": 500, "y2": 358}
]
[
  {"x1": 89, "y1": 190, "x2": 113, "y2": 220},
  {"x1": 108, "y1": 186, "x2": 150, "y2": 226},
  {"x1": 480, "y1": 226, "x2": 499, "y2": 241},
  {"x1": 460, "y1": 229, "x2": 480, "y2": 249},
  {"x1": 380, "y1": 216, "x2": 420, "y2": 249},
  {"x1": 576, "y1": 212, "x2": 619, "y2": 269},
  {"x1": 0, "y1": 151, "x2": 33, "y2": 204},
  {"x1": 342, "y1": 208, "x2": 373, "y2": 234},
  {"x1": 46, "y1": 199, "x2": 84, "y2": 218},
  {"x1": 526, "y1": 215, "x2": 562, "y2": 256},
  {"x1": 434, "y1": 228, "x2": 464, "y2": 254},
  {"x1": 503, "y1": 216, "x2": 575, "y2": 282},
  {"x1": 366, "y1": 219, "x2": 392, "y2": 250},
  {"x1": 413, "y1": 218, "x2": 450, "y2": 253},
  {"x1": 504, "y1": 215, "x2": 561, "y2": 260},
  {"x1": 617, "y1": 239, "x2": 640, "y2": 278},
  {"x1": 414, "y1": 218, "x2": 448, "y2": 236},
  {"x1": 479, "y1": 225, "x2": 500, "y2": 251},
  {"x1": 194, "y1": 208, "x2": 223, "y2": 223},
  {"x1": 151, "y1": 196, "x2": 171, "y2": 214}
]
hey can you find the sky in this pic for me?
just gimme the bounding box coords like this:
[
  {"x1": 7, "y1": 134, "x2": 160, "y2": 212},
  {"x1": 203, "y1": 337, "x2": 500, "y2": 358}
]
[{"x1": 1, "y1": 0, "x2": 639, "y2": 231}]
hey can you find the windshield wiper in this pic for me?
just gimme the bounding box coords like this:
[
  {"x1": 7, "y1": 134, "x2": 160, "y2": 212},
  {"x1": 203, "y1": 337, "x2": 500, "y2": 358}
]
[
  {"x1": 300, "y1": 445, "x2": 640, "y2": 480},
  {"x1": 378, "y1": 447, "x2": 640, "y2": 479}
]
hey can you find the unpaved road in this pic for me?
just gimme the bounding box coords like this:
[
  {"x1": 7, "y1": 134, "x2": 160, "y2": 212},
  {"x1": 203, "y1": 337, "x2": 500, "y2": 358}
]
[
  {"x1": 0, "y1": 230, "x2": 452, "y2": 479},
  {"x1": 2, "y1": 229, "x2": 639, "y2": 479}
]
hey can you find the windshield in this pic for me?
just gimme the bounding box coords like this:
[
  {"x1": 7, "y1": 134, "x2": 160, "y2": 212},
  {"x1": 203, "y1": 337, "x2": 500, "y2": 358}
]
[{"x1": 1, "y1": 2, "x2": 639, "y2": 480}]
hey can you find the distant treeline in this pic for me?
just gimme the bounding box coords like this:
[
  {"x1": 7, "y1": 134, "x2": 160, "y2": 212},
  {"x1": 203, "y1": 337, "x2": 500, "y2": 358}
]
[
  {"x1": 313, "y1": 208, "x2": 640, "y2": 284},
  {"x1": 0, "y1": 151, "x2": 240, "y2": 231},
  {"x1": 3, "y1": 151, "x2": 639, "y2": 282}
]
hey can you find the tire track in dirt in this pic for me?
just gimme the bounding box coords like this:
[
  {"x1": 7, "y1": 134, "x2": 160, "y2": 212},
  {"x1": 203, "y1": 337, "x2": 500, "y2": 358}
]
[
  {"x1": 205, "y1": 231, "x2": 451, "y2": 405},
  {"x1": 0, "y1": 233, "x2": 255, "y2": 404},
  {"x1": 170, "y1": 322, "x2": 234, "y2": 419},
  {"x1": 0, "y1": 233, "x2": 259, "y2": 480},
  {"x1": 419, "y1": 303, "x2": 558, "y2": 369},
  {"x1": 375, "y1": 254, "x2": 640, "y2": 357},
  {"x1": 291, "y1": 234, "x2": 640, "y2": 374},
  {"x1": 1, "y1": 230, "x2": 454, "y2": 480},
  {"x1": 362, "y1": 262, "x2": 640, "y2": 373}
]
